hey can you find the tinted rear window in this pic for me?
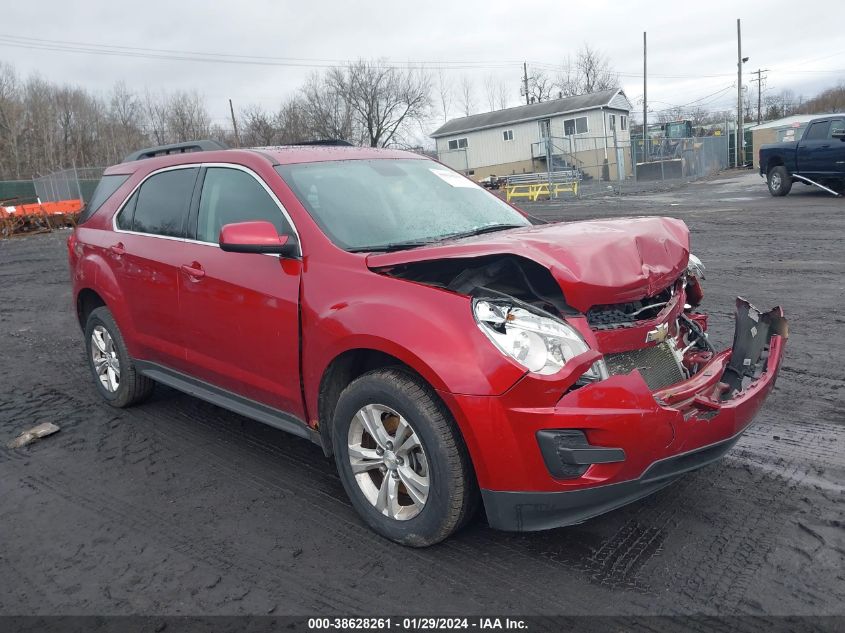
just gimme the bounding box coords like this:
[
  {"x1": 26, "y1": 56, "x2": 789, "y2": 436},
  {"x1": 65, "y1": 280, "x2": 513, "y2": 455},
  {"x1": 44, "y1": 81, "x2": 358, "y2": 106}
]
[
  {"x1": 130, "y1": 168, "x2": 198, "y2": 238},
  {"x1": 78, "y1": 174, "x2": 129, "y2": 224}
]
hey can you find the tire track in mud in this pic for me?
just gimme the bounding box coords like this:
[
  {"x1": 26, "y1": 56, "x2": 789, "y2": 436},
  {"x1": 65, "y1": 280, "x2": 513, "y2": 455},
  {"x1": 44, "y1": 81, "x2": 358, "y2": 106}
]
[
  {"x1": 17, "y1": 473, "x2": 356, "y2": 613},
  {"x1": 111, "y1": 396, "x2": 623, "y2": 613}
]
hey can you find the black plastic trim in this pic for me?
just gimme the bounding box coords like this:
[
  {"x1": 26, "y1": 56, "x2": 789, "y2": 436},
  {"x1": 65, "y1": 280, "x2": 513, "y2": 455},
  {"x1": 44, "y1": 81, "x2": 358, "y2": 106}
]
[
  {"x1": 483, "y1": 430, "x2": 745, "y2": 532},
  {"x1": 135, "y1": 361, "x2": 318, "y2": 443},
  {"x1": 123, "y1": 140, "x2": 228, "y2": 163},
  {"x1": 537, "y1": 430, "x2": 625, "y2": 474}
]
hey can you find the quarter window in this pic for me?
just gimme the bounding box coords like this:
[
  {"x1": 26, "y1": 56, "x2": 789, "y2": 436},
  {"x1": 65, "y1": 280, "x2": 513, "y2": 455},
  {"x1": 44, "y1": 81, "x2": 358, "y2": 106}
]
[
  {"x1": 502, "y1": 129, "x2": 514, "y2": 141},
  {"x1": 129, "y1": 168, "x2": 198, "y2": 237},
  {"x1": 79, "y1": 174, "x2": 129, "y2": 224},
  {"x1": 196, "y1": 167, "x2": 290, "y2": 243},
  {"x1": 447, "y1": 138, "x2": 468, "y2": 150}
]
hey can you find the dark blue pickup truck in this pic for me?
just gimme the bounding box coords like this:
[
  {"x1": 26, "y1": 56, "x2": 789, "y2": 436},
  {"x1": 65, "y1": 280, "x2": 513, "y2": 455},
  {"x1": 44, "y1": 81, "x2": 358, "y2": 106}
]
[{"x1": 758, "y1": 115, "x2": 845, "y2": 196}]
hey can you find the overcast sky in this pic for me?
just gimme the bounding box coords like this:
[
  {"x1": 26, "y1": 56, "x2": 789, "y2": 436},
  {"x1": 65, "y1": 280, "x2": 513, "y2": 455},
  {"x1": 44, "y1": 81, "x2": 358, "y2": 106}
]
[{"x1": 3, "y1": 0, "x2": 843, "y2": 138}]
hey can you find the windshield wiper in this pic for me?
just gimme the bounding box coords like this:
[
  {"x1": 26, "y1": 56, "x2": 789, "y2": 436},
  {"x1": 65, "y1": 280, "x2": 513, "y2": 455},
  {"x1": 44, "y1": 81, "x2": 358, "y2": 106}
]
[
  {"x1": 347, "y1": 240, "x2": 434, "y2": 253},
  {"x1": 347, "y1": 224, "x2": 525, "y2": 253},
  {"x1": 439, "y1": 223, "x2": 526, "y2": 242}
]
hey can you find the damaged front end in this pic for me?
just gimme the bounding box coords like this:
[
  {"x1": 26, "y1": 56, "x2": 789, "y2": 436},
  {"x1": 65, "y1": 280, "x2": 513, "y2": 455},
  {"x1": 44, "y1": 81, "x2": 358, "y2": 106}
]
[{"x1": 370, "y1": 237, "x2": 788, "y2": 530}]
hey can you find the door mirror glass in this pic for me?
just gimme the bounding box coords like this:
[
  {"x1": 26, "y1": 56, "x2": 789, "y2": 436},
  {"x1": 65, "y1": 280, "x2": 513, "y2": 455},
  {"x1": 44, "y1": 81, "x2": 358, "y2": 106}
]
[{"x1": 219, "y1": 220, "x2": 298, "y2": 257}]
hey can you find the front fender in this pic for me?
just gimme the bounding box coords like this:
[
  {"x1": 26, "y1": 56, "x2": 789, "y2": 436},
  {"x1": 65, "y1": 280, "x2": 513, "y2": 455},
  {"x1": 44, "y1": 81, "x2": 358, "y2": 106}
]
[{"x1": 300, "y1": 266, "x2": 526, "y2": 421}]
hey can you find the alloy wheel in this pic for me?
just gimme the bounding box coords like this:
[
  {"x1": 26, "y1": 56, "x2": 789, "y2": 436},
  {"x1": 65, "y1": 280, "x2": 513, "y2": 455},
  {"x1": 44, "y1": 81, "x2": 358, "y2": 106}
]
[
  {"x1": 91, "y1": 325, "x2": 121, "y2": 392},
  {"x1": 347, "y1": 403, "x2": 429, "y2": 520}
]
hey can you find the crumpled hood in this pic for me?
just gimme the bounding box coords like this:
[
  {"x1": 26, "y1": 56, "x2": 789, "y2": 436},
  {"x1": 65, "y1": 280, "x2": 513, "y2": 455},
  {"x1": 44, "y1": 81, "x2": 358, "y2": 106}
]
[{"x1": 366, "y1": 217, "x2": 690, "y2": 312}]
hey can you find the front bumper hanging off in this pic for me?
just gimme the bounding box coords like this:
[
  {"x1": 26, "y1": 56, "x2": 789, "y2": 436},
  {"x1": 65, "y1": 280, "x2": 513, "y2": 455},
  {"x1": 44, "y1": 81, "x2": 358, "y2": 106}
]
[{"x1": 480, "y1": 299, "x2": 788, "y2": 532}]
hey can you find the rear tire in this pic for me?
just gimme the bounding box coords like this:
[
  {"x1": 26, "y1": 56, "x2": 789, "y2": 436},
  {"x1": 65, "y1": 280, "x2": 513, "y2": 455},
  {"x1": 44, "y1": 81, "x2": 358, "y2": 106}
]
[
  {"x1": 84, "y1": 306, "x2": 154, "y2": 408},
  {"x1": 767, "y1": 166, "x2": 792, "y2": 196},
  {"x1": 331, "y1": 368, "x2": 478, "y2": 547}
]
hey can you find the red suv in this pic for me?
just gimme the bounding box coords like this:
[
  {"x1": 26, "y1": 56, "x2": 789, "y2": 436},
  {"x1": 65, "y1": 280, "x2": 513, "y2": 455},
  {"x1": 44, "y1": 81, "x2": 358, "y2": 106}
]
[{"x1": 68, "y1": 140, "x2": 788, "y2": 546}]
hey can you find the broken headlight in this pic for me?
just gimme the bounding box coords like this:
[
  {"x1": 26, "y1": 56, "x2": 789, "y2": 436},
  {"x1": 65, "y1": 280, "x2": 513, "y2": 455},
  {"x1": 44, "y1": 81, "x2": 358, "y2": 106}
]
[
  {"x1": 474, "y1": 300, "x2": 605, "y2": 379},
  {"x1": 687, "y1": 254, "x2": 705, "y2": 280}
]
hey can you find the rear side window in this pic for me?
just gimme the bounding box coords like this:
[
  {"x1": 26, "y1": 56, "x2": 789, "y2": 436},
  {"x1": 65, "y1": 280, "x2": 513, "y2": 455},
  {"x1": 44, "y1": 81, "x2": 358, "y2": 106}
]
[
  {"x1": 129, "y1": 168, "x2": 198, "y2": 238},
  {"x1": 79, "y1": 174, "x2": 129, "y2": 224},
  {"x1": 196, "y1": 167, "x2": 291, "y2": 243},
  {"x1": 805, "y1": 121, "x2": 831, "y2": 141}
]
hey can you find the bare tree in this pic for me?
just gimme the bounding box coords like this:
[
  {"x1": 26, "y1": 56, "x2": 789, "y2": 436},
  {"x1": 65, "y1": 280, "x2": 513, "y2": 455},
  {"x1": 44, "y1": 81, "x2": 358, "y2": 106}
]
[
  {"x1": 555, "y1": 45, "x2": 619, "y2": 96},
  {"x1": 457, "y1": 75, "x2": 475, "y2": 117},
  {"x1": 239, "y1": 104, "x2": 281, "y2": 146},
  {"x1": 300, "y1": 72, "x2": 358, "y2": 142},
  {"x1": 0, "y1": 63, "x2": 25, "y2": 179},
  {"x1": 166, "y1": 91, "x2": 211, "y2": 142},
  {"x1": 436, "y1": 67, "x2": 452, "y2": 122},
  {"x1": 320, "y1": 60, "x2": 432, "y2": 147},
  {"x1": 482, "y1": 74, "x2": 511, "y2": 111},
  {"x1": 527, "y1": 70, "x2": 554, "y2": 103}
]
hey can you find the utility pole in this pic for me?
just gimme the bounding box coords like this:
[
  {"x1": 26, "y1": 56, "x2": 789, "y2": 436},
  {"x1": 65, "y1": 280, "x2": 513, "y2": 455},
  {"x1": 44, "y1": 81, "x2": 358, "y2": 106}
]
[
  {"x1": 736, "y1": 19, "x2": 746, "y2": 168},
  {"x1": 643, "y1": 32, "x2": 647, "y2": 144},
  {"x1": 523, "y1": 62, "x2": 530, "y2": 105},
  {"x1": 229, "y1": 98, "x2": 241, "y2": 148},
  {"x1": 750, "y1": 68, "x2": 769, "y2": 125}
]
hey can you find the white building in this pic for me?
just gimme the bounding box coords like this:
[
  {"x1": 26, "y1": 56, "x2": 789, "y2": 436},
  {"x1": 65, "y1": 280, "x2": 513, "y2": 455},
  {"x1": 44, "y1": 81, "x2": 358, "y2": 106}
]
[{"x1": 431, "y1": 89, "x2": 634, "y2": 181}]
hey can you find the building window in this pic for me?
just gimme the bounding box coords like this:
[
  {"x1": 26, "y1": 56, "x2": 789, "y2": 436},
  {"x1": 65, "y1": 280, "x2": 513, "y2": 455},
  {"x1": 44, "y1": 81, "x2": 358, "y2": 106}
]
[
  {"x1": 609, "y1": 114, "x2": 616, "y2": 131},
  {"x1": 563, "y1": 116, "x2": 589, "y2": 136},
  {"x1": 447, "y1": 138, "x2": 468, "y2": 150},
  {"x1": 621, "y1": 115, "x2": 627, "y2": 131},
  {"x1": 502, "y1": 129, "x2": 514, "y2": 141}
]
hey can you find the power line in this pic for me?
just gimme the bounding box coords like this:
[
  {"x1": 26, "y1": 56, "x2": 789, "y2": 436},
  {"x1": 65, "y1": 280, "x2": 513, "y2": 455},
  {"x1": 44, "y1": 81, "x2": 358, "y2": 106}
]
[{"x1": 2, "y1": 32, "x2": 841, "y2": 79}]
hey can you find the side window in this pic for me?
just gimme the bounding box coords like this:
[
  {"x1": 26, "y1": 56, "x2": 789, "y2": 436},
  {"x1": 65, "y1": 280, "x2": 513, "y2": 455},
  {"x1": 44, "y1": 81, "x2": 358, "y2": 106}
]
[
  {"x1": 828, "y1": 119, "x2": 845, "y2": 138},
  {"x1": 196, "y1": 167, "x2": 290, "y2": 243},
  {"x1": 116, "y1": 190, "x2": 138, "y2": 230},
  {"x1": 805, "y1": 121, "x2": 831, "y2": 141},
  {"x1": 131, "y1": 168, "x2": 198, "y2": 237}
]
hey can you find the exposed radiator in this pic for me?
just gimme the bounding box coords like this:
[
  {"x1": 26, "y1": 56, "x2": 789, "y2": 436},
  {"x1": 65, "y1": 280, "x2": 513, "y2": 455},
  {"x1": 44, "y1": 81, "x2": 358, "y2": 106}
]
[{"x1": 604, "y1": 342, "x2": 685, "y2": 390}]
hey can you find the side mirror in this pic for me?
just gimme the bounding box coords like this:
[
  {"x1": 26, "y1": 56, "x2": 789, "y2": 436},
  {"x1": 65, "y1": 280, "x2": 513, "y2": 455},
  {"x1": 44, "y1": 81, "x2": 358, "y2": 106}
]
[{"x1": 219, "y1": 221, "x2": 299, "y2": 257}]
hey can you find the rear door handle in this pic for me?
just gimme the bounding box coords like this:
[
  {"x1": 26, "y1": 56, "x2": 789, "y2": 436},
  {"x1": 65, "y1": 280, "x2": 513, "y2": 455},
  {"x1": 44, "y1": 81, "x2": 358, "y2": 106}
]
[
  {"x1": 180, "y1": 263, "x2": 206, "y2": 279},
  {"x1": 109, "y1": 243, "x2": 125, "y2": 256}
]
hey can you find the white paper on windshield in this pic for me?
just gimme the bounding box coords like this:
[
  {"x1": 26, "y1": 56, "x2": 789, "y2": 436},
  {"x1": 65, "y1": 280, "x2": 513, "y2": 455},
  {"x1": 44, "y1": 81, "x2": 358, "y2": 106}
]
[{"x1": 430, "y1": 168, "x2": 480, "y2": 189}]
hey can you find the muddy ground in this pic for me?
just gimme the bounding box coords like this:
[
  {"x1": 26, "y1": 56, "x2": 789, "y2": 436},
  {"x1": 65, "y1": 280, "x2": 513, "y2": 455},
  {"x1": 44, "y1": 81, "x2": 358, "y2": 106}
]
[{"x1": 0, "y1": 171, "x2": 842, "y2": 619}]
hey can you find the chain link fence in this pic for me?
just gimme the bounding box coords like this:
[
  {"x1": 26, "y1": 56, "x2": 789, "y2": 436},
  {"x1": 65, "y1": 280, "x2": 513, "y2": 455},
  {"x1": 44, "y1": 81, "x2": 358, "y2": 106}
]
[
  {"x1": 32, "y1": 167, "x2": 104, "y2": 203},
  {"x1": 631, "y1": 136, "x2": 730, "y2": 183}
]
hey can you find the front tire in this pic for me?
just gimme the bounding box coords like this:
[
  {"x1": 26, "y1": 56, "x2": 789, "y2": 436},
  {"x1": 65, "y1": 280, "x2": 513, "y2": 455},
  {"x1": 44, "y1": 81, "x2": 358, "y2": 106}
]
[
  {"x1": 331, "y1": 368, "x2": 478, "y2": 547},
  {"x1": 84, "y1": 306, "x2": 154, "y2": 407},
  {"x1": 767, "y1": 166, "x2": 792, "y2": 197}
]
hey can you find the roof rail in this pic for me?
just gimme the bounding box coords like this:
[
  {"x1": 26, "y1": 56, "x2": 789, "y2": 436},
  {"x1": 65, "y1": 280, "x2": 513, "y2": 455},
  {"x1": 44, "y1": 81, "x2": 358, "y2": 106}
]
[
  {"x1": 123, "y1": 139, "x2": 229, "y2": 162},
  {"x1": 292, "y1": 139, "x2": 353, "y2": 146}
]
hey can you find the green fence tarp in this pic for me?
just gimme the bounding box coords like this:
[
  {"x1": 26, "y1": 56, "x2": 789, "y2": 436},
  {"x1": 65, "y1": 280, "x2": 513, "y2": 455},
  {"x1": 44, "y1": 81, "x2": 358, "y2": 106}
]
[{"x1": 0, "y1": 181, "x2": 37, "y2": 204}]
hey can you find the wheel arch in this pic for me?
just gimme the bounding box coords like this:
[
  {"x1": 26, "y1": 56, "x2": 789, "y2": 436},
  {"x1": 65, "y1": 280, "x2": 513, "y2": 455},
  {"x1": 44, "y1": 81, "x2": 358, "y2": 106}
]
[
  {"x1": 766, "y1": 154, "x2": 785, "y2": 173},
  {"x1": 317, "y1": 348, "x2": 463, "y2": 461},
  {"x1": 76, "y1": 287, "x2": 107, "y2": 330}
]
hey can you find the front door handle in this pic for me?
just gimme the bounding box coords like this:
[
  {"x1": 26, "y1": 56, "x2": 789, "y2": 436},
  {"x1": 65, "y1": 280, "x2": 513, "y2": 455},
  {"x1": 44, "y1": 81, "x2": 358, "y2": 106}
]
[
  {"x1": 109, "y1": 242, "x2": 125, "y2": 256},
  {"x1": 180, "y1": 263, "x2": 206, "y2": 279}
]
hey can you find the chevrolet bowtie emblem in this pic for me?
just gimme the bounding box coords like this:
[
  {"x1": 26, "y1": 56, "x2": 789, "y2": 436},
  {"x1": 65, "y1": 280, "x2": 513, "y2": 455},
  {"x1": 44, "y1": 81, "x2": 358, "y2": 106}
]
[{"x1": 646, "y1": 322, "x2": 670, "y2": 343}]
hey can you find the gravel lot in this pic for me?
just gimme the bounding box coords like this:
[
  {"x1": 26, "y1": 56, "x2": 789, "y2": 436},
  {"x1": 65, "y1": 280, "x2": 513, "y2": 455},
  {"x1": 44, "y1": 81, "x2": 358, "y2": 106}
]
[{"x1": 1, "y1": 170, "x2": 842, "y2": 619}]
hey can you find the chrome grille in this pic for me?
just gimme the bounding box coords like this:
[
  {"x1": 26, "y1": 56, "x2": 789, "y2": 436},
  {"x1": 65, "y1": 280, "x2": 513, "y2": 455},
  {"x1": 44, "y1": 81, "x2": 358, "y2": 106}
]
[{"x1": 604, "y1": 342, "x2": 685, "y2": 390}]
